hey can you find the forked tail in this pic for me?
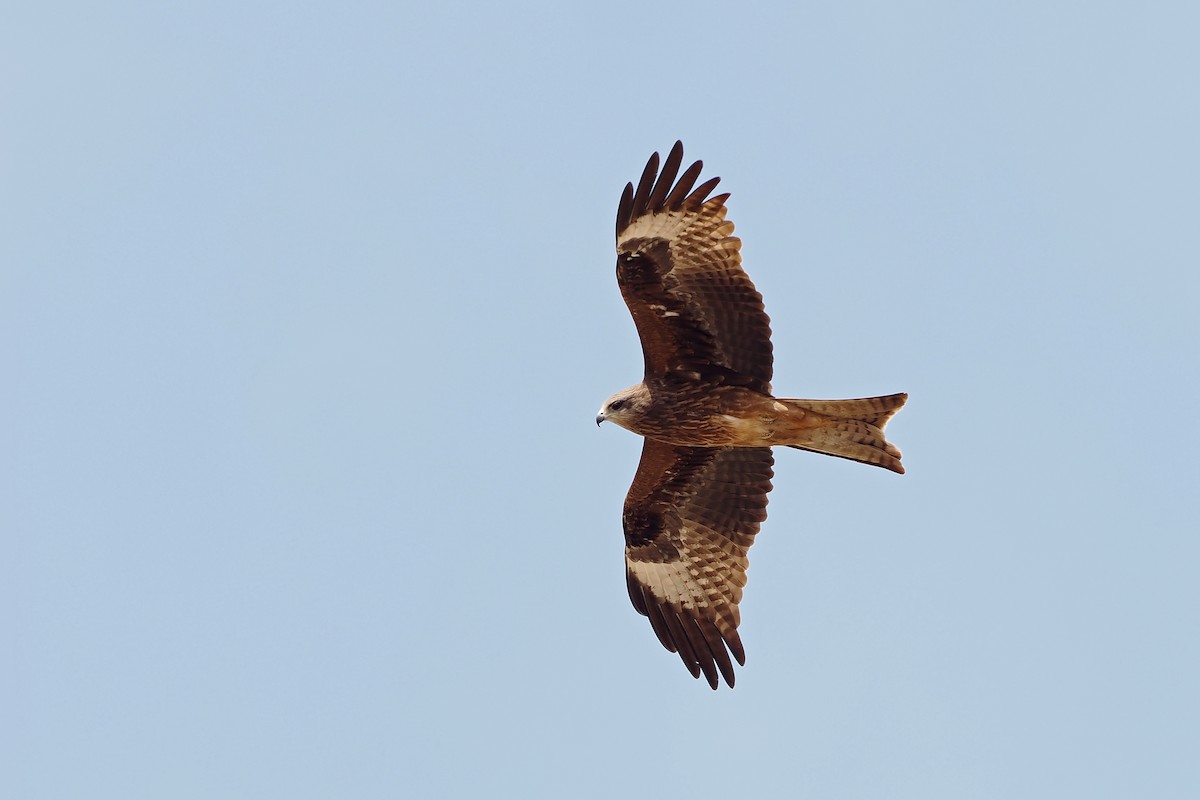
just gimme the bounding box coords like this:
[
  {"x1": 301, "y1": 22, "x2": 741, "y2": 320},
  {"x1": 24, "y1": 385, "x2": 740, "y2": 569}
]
[{"x1": 777, "y1": 393, "x2": 908, "y2": 474}]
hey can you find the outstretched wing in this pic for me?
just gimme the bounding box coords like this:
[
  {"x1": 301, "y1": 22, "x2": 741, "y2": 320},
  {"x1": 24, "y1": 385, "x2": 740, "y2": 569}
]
[
  {"x1": 623, "y1": 439, "x2": 774, "y2": 689},
  {"x1": 615, "y1": 141, "x2": 773, "y2": 394}
]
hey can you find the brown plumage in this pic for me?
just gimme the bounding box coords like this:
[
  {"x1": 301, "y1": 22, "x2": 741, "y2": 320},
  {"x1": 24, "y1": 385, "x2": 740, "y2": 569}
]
[{"x1": 597, "y1": 142, "x2": 907, "y2": 689}]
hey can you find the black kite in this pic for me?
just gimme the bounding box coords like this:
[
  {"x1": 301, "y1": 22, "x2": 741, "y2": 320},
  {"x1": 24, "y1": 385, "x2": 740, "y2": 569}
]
[{"x1": 596, "y1": 142, "x2": 907, "y2": 689}]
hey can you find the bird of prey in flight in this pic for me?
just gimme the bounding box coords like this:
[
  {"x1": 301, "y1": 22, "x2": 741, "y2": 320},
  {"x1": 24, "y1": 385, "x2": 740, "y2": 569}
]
[{"x1": 597, "y1": 142, "x2": 906, "y2": 689}]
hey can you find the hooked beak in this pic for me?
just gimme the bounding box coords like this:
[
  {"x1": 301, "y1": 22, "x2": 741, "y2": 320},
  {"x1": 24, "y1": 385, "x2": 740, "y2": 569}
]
[{"x1": 595, "y1": 412, "x2": 605, "y2": 427}]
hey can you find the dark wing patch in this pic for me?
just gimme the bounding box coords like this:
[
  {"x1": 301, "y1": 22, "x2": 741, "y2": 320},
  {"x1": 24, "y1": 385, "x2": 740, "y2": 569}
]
[
  {"x1": 615, "y1": 141, "x2": 773, "y2": 393},
  {"x1": 623, "y1": 439, "x2": 774, "y2": 689}
]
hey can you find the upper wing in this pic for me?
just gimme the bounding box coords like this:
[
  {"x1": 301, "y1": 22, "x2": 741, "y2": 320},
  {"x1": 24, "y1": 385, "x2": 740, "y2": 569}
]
[
  {"x1": 623, "y1": 438, "x2": 774, "y2": 689},
  {"x1": 615, "y1": 141, "x2": 773, "y2": 394}
]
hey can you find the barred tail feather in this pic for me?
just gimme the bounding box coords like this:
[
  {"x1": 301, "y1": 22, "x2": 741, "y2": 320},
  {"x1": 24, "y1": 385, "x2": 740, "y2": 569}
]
[{"x1": 778, "y1": 393, "x2": 907, "y2": 474}]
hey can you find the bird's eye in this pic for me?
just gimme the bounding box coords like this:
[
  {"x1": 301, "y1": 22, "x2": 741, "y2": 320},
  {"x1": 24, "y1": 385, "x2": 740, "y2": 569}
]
[{"x1": 610, "y1": 399, "x2": 625, "y2": 411}]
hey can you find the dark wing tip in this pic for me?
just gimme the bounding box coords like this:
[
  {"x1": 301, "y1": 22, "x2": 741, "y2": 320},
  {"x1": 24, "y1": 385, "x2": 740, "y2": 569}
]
[
  {"x1": 687, "y1": 182, "x2": 724, "y2": 210},
  {"x1": 616, "y1": 142, "x2": 723, "y2": 239},
  {"x1": 615, "y1": 182, "x2": 635, "y2": 240},
  {"x1": 726, "y1": 630, "x2": 746, "y2": 666},
  {"x1": 627, "y1": 150, "x2": 660, "y2": 228},
  {"x1": 629, "y1": 574, "x2": 744, "y2": 689},
  {"x1": 645, "y1": 141, "x2": 684, "y2": 212},
  {"x1": 663, "y1": 158, "x2": 705, "y2": 210}
]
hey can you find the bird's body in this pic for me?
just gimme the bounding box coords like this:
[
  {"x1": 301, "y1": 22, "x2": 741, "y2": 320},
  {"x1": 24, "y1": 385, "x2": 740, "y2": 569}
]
[
  {"x1": 600, "y1": 378, "x2": 904, "y2": 461},
  {"x1": 598, "y1": 142, "x2": 906, "y2": 689}
]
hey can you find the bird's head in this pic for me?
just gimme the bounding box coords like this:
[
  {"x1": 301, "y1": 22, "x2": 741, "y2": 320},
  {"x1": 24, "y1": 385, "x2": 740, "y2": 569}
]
[{"x1": 596, "y1": 384, "x2": 650, "y2": 431}]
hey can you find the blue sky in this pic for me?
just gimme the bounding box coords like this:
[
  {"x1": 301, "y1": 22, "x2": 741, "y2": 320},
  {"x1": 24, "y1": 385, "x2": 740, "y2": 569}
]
[{"x1": 4, "y1": 2, "x2": 1198, "y2": 797}]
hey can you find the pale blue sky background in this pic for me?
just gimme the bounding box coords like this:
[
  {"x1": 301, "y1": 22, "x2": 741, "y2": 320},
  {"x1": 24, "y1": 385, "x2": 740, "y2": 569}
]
[{"x1": 4, "y1": 2, "x2": 1199, "y2": 798}]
